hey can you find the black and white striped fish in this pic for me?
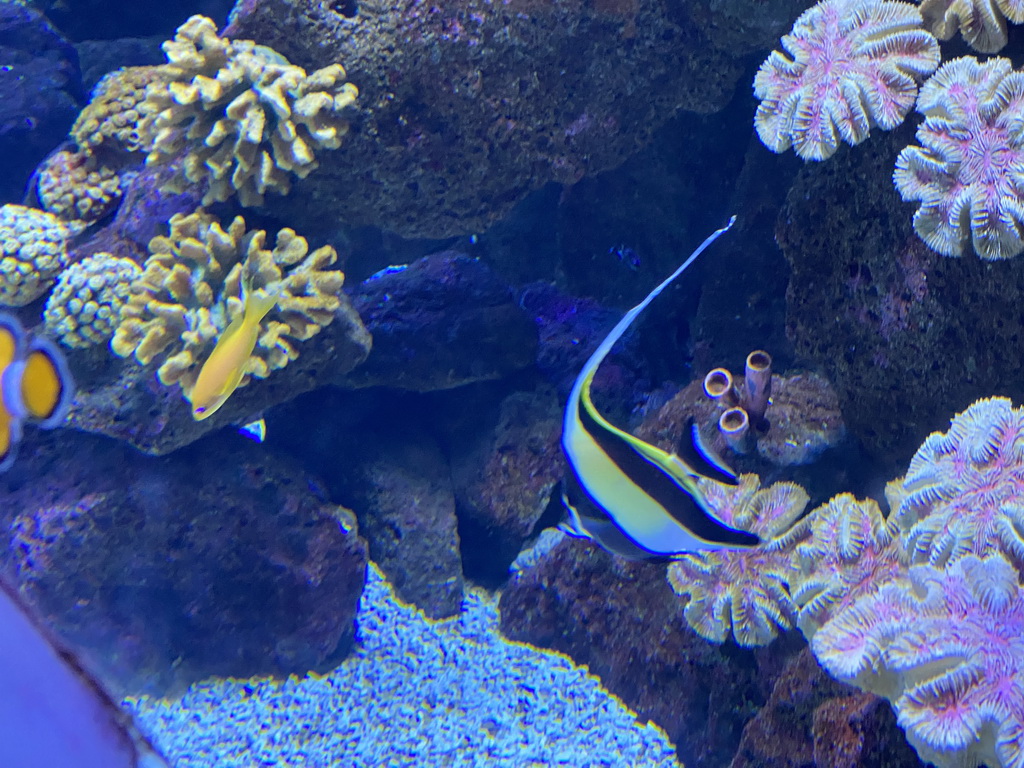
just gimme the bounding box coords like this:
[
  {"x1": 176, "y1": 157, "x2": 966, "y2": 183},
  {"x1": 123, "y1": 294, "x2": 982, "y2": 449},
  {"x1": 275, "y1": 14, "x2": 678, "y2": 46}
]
[{"x1": 560, "y1": 217, "x2": 761, "y2": 559}]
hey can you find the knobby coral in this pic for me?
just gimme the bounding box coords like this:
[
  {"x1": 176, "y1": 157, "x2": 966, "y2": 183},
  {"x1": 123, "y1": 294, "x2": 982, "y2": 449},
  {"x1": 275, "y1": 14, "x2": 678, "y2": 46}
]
[
  {"x1": 667, "y1": 476, "x2": 809, "y2": 647},
  {"x1": 0, "y1": 204, "x2": 71, "y2": 306},
  {"x1": 894, "y1": 57, "x2": 1024, "y2": 260},
  {"x1": 753, "y1": 0, "x2": 939, "y2": 161},
  {"x1": 812, "y1": 553, "x2": 1024, "y2": 768},
  {"x1": 111, "y1": 210, "x2": 346, "y2": 400},
  {"x1": 72, "y1": 66, "x2": 163, "y2": 156},
  {"x1": 44, "y1": 253, "x2": 141, "y2": 349},
  {"x1": 919, "y1": 0, "x2": 1024, "y2": 53},
  {"x1": 893, "y1": 395, "x2": 1024, "y2": 567},
  {"x1": 36, "y1": 149, "x2": 124, "y2": 225},
  {"x1": 143, "y1": 16, "x2": 358, "y2": 207},
  {"x1": 791, "y1": 494, "x2": 904, "y2": 637}
]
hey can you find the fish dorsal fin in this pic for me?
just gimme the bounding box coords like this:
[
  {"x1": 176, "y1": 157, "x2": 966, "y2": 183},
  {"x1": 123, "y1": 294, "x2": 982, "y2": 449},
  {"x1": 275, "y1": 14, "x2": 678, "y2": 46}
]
[{"x1": 678, "y1": 419, "x2": 739, "y2": 486}]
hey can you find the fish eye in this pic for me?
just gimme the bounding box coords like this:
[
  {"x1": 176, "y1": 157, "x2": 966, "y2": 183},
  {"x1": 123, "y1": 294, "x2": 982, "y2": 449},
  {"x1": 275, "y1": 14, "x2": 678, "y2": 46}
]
[{"x1": 194, "y1": 407, "x2": 205, "y2": 414}]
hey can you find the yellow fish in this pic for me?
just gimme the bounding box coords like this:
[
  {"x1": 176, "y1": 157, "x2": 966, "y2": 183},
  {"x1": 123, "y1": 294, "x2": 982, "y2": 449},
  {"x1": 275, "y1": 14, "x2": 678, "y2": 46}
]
[
  {"x1": 190, "y1": 285, "x2": 278, "y2": 421},
  {"x1": 0, "y1": 313, "x2": 74, "y2": 470}
]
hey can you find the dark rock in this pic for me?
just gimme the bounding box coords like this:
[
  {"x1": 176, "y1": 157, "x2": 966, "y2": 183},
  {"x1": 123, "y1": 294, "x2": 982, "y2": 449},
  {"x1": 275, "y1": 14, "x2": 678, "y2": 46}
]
[
  {"x1": 730, "y1": 648, "x2": 921, "y2": 768},
  {"x1": 779, "y1": 127, "x2": 1024, "y2": 463},
  {"x1": 499, "y1": 536, "x2": 795, "y2": 768},
  {"x1": 347, "y1": 251, "x2": 537, "y2": 391},
  {"x1": 224, "y1": 0, "x2": 745, "y2": 239},
  {"x1": 315, "y1": 418, "x2": 464, "y2": 619},
  {"x1": 444, "y1": 383, "x2": 564, "y2": 581},
  {"x1": 39, "y1": 0, "x2": 233, "y2": 41},
  {"x1": 0, "y1": 5, "x2": 81, "y2": 203},
  {"x1": 0, "y1": 428, "x2": 368, "y2": 698},
  {"x1": 76, "y1": 36, "x2": 165, "y2": 91}
]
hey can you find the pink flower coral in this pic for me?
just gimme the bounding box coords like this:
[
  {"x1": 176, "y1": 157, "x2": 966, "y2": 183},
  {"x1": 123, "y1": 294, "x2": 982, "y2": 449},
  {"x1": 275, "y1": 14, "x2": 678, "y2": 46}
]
[
  {"x1": 753, "y1": 0, "x2": 940, "y2": 161},
  {"x1": 667, "y1": 476, "x2": 809, "y2": 647},
  {"x1": 894, "y1": 396, "x2": 1024, "y2": 567},
  {"x1": 812, "y1": 553, "x2": 1024, "y2": 768},
  {"x1": 791, "y1": 494, "x2": 905, "y2": 636},
  {"x1": 894, "y1": 57, "x2": 1024, "y2": 260}
]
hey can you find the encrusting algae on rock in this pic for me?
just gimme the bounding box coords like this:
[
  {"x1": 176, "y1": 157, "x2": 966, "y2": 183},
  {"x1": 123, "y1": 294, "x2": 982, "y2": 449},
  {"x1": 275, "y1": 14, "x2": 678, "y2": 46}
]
[
  {"x1": 111, "y1": 209, "x2": 348, "y2": 407},
  {"x1": 142, "y1": 15, "x2": 359, "y2": 208}
]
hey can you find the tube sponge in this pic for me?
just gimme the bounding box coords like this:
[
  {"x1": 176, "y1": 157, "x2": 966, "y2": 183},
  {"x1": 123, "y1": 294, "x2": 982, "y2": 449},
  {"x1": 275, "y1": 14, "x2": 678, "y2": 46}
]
[
  {"x1": 44, "y1": 253, "x2": 142, "y2": 348},
  {"x1": 143, "y1": 16, "x2": 359, "y2": 207},
  {"x1": 110, "y1": 210, "x2": 347, "y2": 400},
  {"x1": 0, "y1": 204, "x2": 71, "y2": 307}
]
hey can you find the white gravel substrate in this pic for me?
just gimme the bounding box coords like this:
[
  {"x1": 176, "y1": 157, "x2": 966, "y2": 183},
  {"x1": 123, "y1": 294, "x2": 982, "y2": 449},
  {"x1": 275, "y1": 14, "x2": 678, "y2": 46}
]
[{"x1": 125, "y1": 562, "x2": 681, "y2": 768}]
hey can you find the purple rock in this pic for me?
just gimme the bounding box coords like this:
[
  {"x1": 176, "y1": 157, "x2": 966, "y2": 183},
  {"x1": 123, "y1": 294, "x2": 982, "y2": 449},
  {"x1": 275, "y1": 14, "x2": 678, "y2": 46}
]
[
  {"x1": 0, "y1": 428, "x2": 368, "y2": 697},
  {"x1": 0, "y1": 5, "x2": 82, "y2": 203}
]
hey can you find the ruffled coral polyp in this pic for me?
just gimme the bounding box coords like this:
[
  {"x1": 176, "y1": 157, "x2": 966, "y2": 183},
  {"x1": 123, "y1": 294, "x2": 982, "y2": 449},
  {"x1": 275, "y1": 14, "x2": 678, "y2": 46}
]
[
  {"x1": 894, "y1": 56, "x2": 1024, "y2": 260},
  {"x1": 754, "y1": 0, "x2": 939, "y2": 161}
]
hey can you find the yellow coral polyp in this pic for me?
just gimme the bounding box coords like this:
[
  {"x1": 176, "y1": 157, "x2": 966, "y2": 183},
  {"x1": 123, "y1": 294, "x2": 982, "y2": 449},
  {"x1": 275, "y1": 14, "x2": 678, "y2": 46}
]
[
  {"x1": 44, "y1": 253, "x2": 142, "y2": 348},
  {"x1": 72, "y1": 66, "x2": 164, "y2": 155},
  {"x1": 143, "y1": 16, "x2": 358, "y2": 208},
  {"x1": 0, "y1": 204, "x2": 71, "y2": 307},
  {"x1": 111, "y1": 210, "x2": 346, "y2": 400},
  {"x1": 36, "y1": 149, "x2": 124, "y2": 225}
]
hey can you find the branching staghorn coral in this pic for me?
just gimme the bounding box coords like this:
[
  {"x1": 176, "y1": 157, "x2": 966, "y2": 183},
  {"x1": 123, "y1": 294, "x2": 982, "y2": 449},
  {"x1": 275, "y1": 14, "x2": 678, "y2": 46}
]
[
  {"x1": 44, "y1": 253, "x2": 141, "y2": 349},
  {"x1": 142, "y1": 16, "x2": 358, "y2": 208},
  {"x1": 919, "y1": 0, "x2": 1024, "y2": 52},
  {"x1": 893, "y1": 395, "x2": 1024, "y2": 567},
  {"x1": 791, "y1": 494, "x2": 904, "y2": 637},
  {"x1": 895, "y1": 57, "x2": 1024, "y2": 261},
  {"x1": 753, "y1": 0, "x2": 939, "y2": 161},
  {"x1": 111, "y1": 210, "x2": 346, "y2": 400},
  {"x1": 0, "y1": 204, "x2": 71, "y2": 307},
  {"x1": 812, "y1": 553, "x2": 1024, "y2": 768},
  {"x1": 667, "y1": 475, "x2": 809, "y2": 647}
]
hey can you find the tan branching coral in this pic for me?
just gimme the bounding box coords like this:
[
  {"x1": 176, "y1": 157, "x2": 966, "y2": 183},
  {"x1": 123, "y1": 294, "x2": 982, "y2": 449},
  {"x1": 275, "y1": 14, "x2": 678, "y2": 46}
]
[
  {"x1": 36, "y1": 149, "x2": 124, "y2": 225},
  {"x1": 72, "y1": 66, "x2": 164, "y2": 155},
  {"x1": 0, "y1": 204, "x2": 71, "y2": 307},
  {"x1": 44, "y1": 253, "x2": 141, "y2": 348},
  {"x1": 143, "y1": 16, "x2": 358, "y2": 207},
  {"x1": 111, "y1": 210, "x2": 346, "y2": 399},
  {"x1": 667, "y1": 476, "x2": 810, "y2": 647}
]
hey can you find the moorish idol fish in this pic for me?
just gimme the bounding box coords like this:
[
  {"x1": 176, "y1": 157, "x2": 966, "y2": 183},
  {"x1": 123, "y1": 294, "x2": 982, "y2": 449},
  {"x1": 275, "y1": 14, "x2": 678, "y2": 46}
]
[
  {"x1": 0, "y1": 312, "x2": 74, "y2": 471},
  {"x1": 0, "y1": 571, "x2": 169, "y2": 767},
  {"x1": 560, "y1": 217, "x2": 761, "y2": 559},
  {"x1": 190, "y1": 281, "x2": 278, "y2": 421}
]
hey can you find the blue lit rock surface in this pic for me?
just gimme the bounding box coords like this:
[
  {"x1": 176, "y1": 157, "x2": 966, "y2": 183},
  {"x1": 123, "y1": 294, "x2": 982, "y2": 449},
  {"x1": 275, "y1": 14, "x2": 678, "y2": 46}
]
[
  {"x1": 0, "y1": 5, "x2": 82, "y2": 203},
  {"x1": 0, "y1": 429, "x2": 367, "y2": 697},
  {"x1": 126, "y1": 562, "x2": 682, "y2": 767}
]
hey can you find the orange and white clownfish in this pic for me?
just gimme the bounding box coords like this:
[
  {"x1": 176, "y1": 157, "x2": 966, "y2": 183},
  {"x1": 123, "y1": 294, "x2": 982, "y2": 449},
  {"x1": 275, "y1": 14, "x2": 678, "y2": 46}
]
[
  {"x1": 0, "y1": 313, "x2": 74, "y2": 471},
  {"x1": 560, "y1": 216, "x2": 762, "y2": 559}
]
